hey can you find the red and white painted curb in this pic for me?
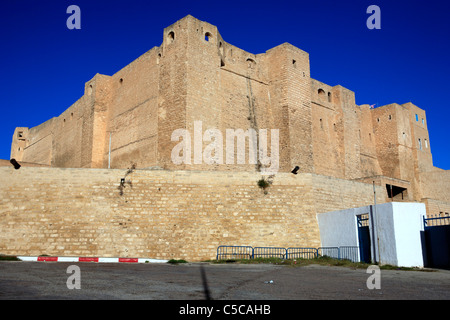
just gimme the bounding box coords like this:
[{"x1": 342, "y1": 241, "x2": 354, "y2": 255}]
[{"x1": 17, "y1": 256, "x2": 169, "y2": 263}]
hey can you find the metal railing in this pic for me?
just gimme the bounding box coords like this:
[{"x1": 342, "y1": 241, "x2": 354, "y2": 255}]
[
  {"x1": 338, "y1": 246, "x2": 360, "y2": 262},
  {"x1": 253, "y1": 247, "x2": 287, "y2": 259},
  {"x1": 317, "y1": 247, "x2": 340, "y2": 260},
  {"x1": 216, "y1": 245, "x2": 254, "y2": 260},
  {"x1": 424, "y1": 215, "x2": 450, "y2": 228},
  {"x1": 216, "y1": 245, "x2": 361, "y2": 262},
  {"x1": 287, "y1": 247, "x2": 318, "y2": 260}
]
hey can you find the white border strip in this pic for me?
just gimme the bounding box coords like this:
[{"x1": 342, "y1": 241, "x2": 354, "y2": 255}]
[
  {"x1": 98, "y1": 257, "x2": 118, "y2": 263},
  {"x1": 16, "y1": 256, "x2": 38, "y2": 262},
  {"x1": 57, "y1": 257, "x2": 79, "y2": 262},
  {"x1": 16, "y1": 256, "x2": 169, "y2": 264}
]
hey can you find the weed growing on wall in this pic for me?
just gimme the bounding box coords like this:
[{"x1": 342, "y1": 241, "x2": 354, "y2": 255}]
[
  {"x1": 118, "y1": 163, "x2": 136, "y2": 196},
  {"x1": 257, "y1": 175, "x2": 275, "y2": 194}
]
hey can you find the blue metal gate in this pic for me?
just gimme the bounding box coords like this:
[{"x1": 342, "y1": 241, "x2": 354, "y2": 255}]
[
  {"x1": 423, "y1": 216, "x2": 450, "y2": 269},
  {"x1": 357, "y1": 214, "x2": 371, "y2": 263}
]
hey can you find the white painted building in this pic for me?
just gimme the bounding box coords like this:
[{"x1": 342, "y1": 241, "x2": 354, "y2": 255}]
[{"x1": 317, "y1": 202, "x2": 426, "y2": 268}]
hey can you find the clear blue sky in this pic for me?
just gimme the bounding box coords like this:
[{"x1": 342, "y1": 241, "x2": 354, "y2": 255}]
[{"x1": 1, "y1": 0, "x2": 449, "y2": 169}]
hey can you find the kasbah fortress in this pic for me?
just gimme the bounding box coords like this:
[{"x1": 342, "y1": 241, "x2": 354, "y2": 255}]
[{"x1": 1, "y1": 15, "x2": 449, "y2": 262}]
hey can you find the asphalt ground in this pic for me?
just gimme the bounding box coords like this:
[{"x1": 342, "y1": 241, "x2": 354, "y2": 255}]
[{"x1": 1, "y1": 261, "x2": 449, "y2": 301}]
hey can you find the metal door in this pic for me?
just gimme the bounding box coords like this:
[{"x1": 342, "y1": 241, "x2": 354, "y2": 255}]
[
  {"x1": 357, "y1": 214, "x2": 372, "y2": 263},
  {"x1": 423, "y1": 216, "x2": 450, "y2": 269}
]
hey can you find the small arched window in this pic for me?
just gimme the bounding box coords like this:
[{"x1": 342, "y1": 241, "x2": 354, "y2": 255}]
[
  {"x1": 205, "y1": 32, "x2": 212, "y2": 42},
  {"x1": 318, "y1": 89, "x2": 326, "y2": 100},
  {"x1": 167, "y1": 31, "x2": 175, "y2": 44},
  {"x1": 246, "y1": 58, "x2": 256, "y2": 69}
]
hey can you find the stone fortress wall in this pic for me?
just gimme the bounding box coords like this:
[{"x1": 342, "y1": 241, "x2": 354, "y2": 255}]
[
  {"x1": 0, "y1": 167, "x2": 386, "y2": 261},
  {"x1": 4, "y1": 16, "x2": 450, "y2": 260}
]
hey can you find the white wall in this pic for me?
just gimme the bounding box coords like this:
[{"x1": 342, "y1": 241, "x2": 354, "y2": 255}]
[
  {"x1": 392, "y1": 202, "x2": 426, "y2": 267},
  {"x1": 317, "y1": 206, "x2": 371, "y2": 262},
  {"x1": 317, "y1": 202, "x2": 426, "y2": 267},
  {"x1": 317, "y1": 208, "x2": 359, "y2": 248},
  {"x1": 371, "y1": 202, "x2": 397, "y2": 266}
]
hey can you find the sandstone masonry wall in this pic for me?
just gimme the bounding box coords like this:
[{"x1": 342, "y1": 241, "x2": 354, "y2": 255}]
[{"x1": 0, "y1": 167, "x2": 386, "y2": 261}]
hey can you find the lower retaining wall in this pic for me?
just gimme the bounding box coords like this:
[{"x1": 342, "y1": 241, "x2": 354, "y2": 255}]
[{"x1": 0, "y1": 167, "x2": 386, "y2": 261}]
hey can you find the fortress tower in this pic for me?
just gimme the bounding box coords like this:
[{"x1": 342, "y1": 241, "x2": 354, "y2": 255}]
[
  {"x1": 10, "y1": 15, "x2": 450, "y2": 213},
  {"x1": 3, "y1": 15, "x2": 450, "y2": 262}
]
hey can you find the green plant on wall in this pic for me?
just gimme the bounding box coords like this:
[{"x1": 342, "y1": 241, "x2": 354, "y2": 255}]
[
  {"x1": 257, "y1": 175, "x2": 275, "y2": 194},
  {"x1": 118, "y1": 162, "x2": 136, "y2": 196},
  {"x1": 257, "y1": 178, "x2": 270, "y2": 189}
]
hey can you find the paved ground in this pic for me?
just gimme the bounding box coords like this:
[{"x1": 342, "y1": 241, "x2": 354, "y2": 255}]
[{"x1": 0, "y1": 261, "x2": 449, "y2": 300}]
